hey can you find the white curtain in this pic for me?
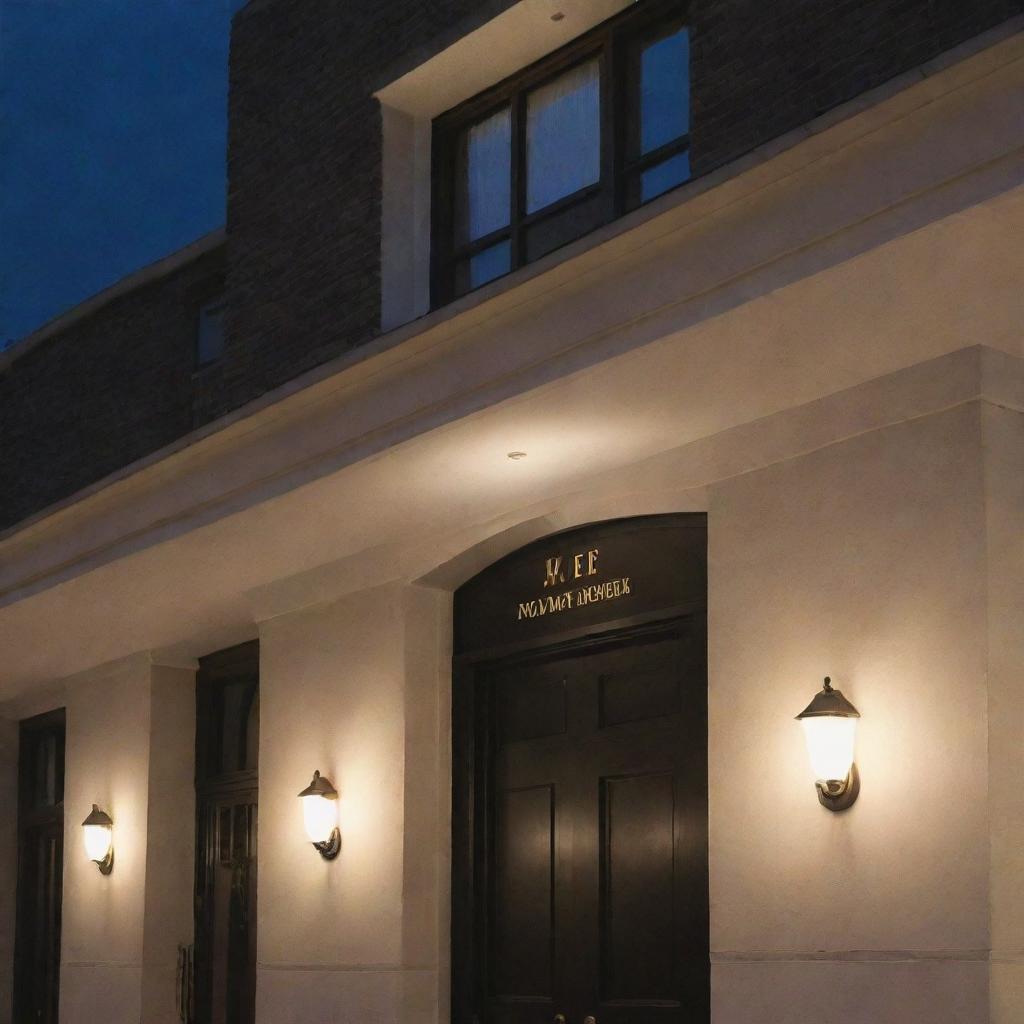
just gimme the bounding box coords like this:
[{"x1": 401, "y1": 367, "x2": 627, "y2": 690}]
[{"x1": 526, "y1": 58, "x2": 600, "y2": 214}]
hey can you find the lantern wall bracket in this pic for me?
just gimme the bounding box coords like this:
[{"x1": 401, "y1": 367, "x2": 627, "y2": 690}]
[
  {"x1": 815, "y1": 762, "x2": 860, "y2": 812},
  {"x1": 314, "y1": 828, "x2": 341, "y2": 860}
]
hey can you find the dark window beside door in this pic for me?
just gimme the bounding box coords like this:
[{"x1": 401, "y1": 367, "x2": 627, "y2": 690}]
[
  {"x1": 194, "y1": 641, "x2": 259, "y2": 1024},
  {"x1": 432, "y1": 0, "x2": 690, "y2": 304},
  {"x1": 14, "y1": 709, "x2": 65, "y2": 1024}
]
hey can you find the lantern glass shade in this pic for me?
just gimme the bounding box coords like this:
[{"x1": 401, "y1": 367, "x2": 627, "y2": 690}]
[
  {"x1": 302, "y1": 792, "x2": 338, "y2": 844},
  {"x1": 800, "y1": 715, "x2": 857, "y2": 783},
  {"x1": 83, "y1": 822, "x2": 112, "y2": 863}
]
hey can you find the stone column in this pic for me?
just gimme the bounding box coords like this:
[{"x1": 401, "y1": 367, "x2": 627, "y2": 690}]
[
  {"x1": 140, "y1": 663, "x2": 197, "y2": 1024},
  {"x1": 59, "y1": 654, "x2": 195, "y2": 1024},
  {"x1": 707, "y1": 402, "x2": 991, "y2": 1022},
  {"x1": 983, "y1": 400, "x2": 1024, "y2": 1022},
  {"x1": 256, "y1": 582, "x2": 450, "y2": 1024}
]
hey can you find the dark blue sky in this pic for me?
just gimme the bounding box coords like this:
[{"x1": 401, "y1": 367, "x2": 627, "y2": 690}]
[{"x1": 1, "y1": 0, "x2": 247, "y2": 348}]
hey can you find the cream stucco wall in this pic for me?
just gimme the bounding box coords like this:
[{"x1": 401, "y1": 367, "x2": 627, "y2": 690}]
[
  {"x1": 141, "y1": 665, "x2": 196, "y2": 1024},
  {"x1": 983, "y1": 402, "x2": 1024, "y2": 1021},
  {"x1": 708, "y1": 404, "x2": 990, "y2": 1022},
  {"x1": 256, "y1": 583, "x2": 450, "y2": 1024},
  {"x1": 58, "y1": 657, "x2": 195, "y2": 1024},
  {"x1": 61, "y1": 659, "x2": 152, "y2": 1022}
]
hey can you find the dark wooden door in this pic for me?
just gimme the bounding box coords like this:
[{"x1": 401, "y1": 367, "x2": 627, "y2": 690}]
[
  {"x1": 194, "y1": 642, "x2": 259, "y2": 1024},
  {"x1": 13, "y1": 709, "x2": 66, "y2": 1024},
  {"x1": 481, "y1": 619, "x2": 708, "y2": 1024}
]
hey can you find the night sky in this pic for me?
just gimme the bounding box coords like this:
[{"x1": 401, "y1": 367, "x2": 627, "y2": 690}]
[{"x1": 1, "y1": 0, "x2": 247, "y2": 348}]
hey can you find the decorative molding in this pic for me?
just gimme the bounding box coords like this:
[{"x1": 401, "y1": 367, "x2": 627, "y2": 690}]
[
  {"x1": 258, "y1": 962, "x2": 436, "y2": 973},
  {"x1": 712, "y1": 949, "x2": 991, "y2": 964}
]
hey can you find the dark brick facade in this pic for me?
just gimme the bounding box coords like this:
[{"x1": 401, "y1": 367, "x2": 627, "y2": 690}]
[
  {"x1": 0, "y1": 244, "x2": 224, "y2": 532},
  {"x1": 688, "y1": 0, "x2": 1024, "y2": 176},
  {"x1": 2, "y1": 0, "x2": 1021, "y2": 532}
]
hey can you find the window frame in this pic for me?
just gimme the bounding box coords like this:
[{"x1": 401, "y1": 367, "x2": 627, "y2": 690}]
[{"x1": 431, "y1": 0, "x2": 690, "y2": 307}]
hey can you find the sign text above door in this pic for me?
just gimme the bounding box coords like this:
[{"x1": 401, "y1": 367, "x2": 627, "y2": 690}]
[{"x1": 517, "y1": 548, "x2": 633, "y2": 621}]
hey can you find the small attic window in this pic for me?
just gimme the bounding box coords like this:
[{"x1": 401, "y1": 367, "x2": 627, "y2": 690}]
[{"x1": 196, "y1": 295, "x2": 225, "y2": 368}]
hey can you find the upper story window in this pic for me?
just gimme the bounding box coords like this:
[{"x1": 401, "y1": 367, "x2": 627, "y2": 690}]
[
  {"x1": 196, "y1": 294, "x2": 225, "y2": 368},
  {"x1": 431, "y1": 1, "x2": 690, "y2": 305}
]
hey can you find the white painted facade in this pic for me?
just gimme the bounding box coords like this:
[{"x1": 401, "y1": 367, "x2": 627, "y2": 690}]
[{"x1": 0, "y1": 21, "x2": 1023, "y2": 1024}]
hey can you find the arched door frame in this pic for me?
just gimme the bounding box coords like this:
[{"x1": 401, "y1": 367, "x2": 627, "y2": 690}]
[{"x1": 448, "y1": 513, "x2": 709, "y2": 1024}]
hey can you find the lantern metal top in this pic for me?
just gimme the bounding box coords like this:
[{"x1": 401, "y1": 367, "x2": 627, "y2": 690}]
[
  {"x1": 297, "y1": 770, "x2": 338, "y2": 799},
  {"x1": 81, "y1": 804, "x2": 113, "y2": 828},
  {"x1": 795, "y1": 677, "x2": 860, "y2": 720}
]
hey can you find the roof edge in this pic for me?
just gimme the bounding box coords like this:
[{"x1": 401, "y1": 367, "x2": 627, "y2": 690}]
[{"x1": 0, "y1": 228, "x2": 227, "y2": 373}]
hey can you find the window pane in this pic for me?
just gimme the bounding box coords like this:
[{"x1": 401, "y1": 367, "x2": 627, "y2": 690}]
[
  {"x1": 456, "y1": 239, "x2": 512, "y2": 295},
  {"x1": 220, "y1": 680, "x2": 250, "y2": 774},
  {"x1": 32, "y1": 733, "x2": 57, "y2": 806},
  {"x1": 456, "y1": 107, "x2": 511, "y2": 243},
  {"x1": 526, "y1": 59, "x2": 600, "y2": 214},
  {"x1": 639, "y1": 26, "x2": 690, "y2": 155},
  {"x1": 640, "y1": 150, "x2": 691, "y2": 203},
  {"x1": 197, "y1": 298, "x2": 225, "y2": 366}
]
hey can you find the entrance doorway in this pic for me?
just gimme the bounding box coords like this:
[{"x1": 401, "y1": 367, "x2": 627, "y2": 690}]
[
  {"x1": 13, "y1": 709, "x2": 65, "y2": 1024},
  {"x1": 193, "y1": 641, "x2": 259, "y2": 1024},
  {"x1": 452, "y1": 516, "x2": 709, "y2": 1024}
]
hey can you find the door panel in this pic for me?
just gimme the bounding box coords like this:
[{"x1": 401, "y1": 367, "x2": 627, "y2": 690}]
[
  {"x1": 491, "y1": 786, "x2": 555, "y2": 1008},
  {"x1": 601, "y1": 772, "x2": 676, "y2": 1004}
]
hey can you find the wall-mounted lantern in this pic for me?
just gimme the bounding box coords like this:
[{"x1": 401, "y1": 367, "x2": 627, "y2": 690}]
[
  {"x1": 796, "y1": 677, "x2": 860, "y2": 811},
  {"x1": 298, "y1": 770, "x2": 341, "y2": 860},
  {"x1": 82, "y1": 804, "x2": 114, "y2": 874}
]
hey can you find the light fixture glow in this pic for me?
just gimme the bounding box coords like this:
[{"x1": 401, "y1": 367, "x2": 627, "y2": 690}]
[
  {"x1": 800, "y1": 715, "x2": 857, "y2": 783},
  {"x1": 82, "y1": 804, "x2": 114, "y2": 874},
  {"x1": 795, "y1": 677, "x2": 860, "y2": 811},
  {"x1": 298, "y1": 770, "x2": 341, "y2": 860}
]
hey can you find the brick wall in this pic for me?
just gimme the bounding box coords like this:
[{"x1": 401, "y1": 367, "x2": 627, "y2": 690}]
[
  {"x1": 3, "y1": 0, "x2": 1021, "y2": 531},
  {"x1": 0, "y1": 245, "x2": 224, "y2": 532},
  {"x1": 221, "y1": 0, "x2": 518, "y2": 415},
  {"x1": 688, "y1": 0, "x2": 1024, "y2": 176}
]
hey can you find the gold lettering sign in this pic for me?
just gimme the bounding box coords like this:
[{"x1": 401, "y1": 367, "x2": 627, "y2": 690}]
[
  {"x1": 517, "y1": 547, "x2": 632, "y2": 621},
  {"x1": 543, "y1": 556, "x2": 565, "y2": 588}
]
